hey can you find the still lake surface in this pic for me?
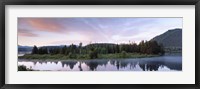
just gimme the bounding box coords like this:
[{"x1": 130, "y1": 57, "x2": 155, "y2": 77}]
[{"x1": 18, "y1": 55, "x2": 182, "y2": 71}]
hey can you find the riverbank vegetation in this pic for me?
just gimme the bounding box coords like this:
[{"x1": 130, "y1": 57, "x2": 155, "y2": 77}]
[
  {"x1": 19, "y1": 40, "x2": 165, "y2": 60},
  {"x1": 18, "y1": 65, "x2": 33, "y2": 71},
  {"x1": 19, "y1": 53, "x2": 159, "y2": 60}
]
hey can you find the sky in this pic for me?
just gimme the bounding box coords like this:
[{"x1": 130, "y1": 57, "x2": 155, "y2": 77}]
[{"x1": 18, "y1": 18, "x2": 182, "y2": 46}]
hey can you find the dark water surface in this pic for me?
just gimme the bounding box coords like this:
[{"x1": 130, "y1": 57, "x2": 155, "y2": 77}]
[{"x1": 18, "y1": 55, "x2": 182, "y2": 71}]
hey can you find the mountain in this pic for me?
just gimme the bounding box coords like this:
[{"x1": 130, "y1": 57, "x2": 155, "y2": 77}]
[
  {"x1": 151, "y1": 28, "x2": 182, "y2": 48},
  {"x1": 18, "y1": 45, "x2": 33, "y2": 52}
]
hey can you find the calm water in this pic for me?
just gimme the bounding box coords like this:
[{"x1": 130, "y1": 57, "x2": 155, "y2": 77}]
[{"x1": 18, "y1": 55, "x2": 182, "y2": 71}]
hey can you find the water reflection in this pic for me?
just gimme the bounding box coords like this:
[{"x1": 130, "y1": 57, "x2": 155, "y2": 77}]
[{"x1": 18, "y1": 56, "x2": 182, "y2": 71}]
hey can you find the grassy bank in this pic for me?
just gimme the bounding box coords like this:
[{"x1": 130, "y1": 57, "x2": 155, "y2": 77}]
[{"x1": 18, "y1": 53, "x2": 160, "y2": 60}]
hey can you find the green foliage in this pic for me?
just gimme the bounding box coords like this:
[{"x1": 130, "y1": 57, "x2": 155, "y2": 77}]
[
  {"x1": 20, "y1": 53, "x2": 159, "y2": 60},
  {"x1": 138, "y1": 40, "x2": 165, "y2": 55},
  {"x1": 38, "y1": 47, "x2": 48, "y2": 54},
  {"x1": 60, "y1": 45, "x2": 67, "y2": 54},
  {"x1": 89, "y1": 47, "x2": 98, "y2": 59},
  {"x1": 18, "y1": 65, "x2": 33, "y2": 71},
  {"x1": 121, "y1": 51, "x2": 127, "y2": 58},
  {"x1": 68, "y1": 52, "x2": 77, "y2": 59},
  {"x1": 27, "y1": 41, "x2": 164, "y2": 60}
]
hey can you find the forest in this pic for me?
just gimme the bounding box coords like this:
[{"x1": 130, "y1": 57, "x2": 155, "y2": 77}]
[{"x1": 20, "y1": 40, "x2": 165, "y2": 60}]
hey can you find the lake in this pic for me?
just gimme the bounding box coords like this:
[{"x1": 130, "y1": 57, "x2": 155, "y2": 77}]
[{"x1": 18, "y1": 55, "x2": 182, "y2": 71}]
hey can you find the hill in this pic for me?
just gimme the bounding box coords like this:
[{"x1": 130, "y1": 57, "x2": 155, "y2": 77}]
[
  {"x1": 18, "y1": 45, "x2": 33, "y2": 52},
  {"x1": 151, "y1": 28, "x2": 182, "y2": 48}
]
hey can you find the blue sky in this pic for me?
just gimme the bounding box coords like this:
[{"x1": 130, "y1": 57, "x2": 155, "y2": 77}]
[{"x1": 18, "y1": 18, "x2": 182, "y2": 46}]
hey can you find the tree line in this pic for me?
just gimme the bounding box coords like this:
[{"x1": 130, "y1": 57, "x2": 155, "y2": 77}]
[{"x1": 31, "y1": 40, "x2": 165, "y2": 59}]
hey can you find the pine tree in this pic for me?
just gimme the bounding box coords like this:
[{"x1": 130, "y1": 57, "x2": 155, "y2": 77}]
[
  {"x1": 31, "y1": 45, "x2": 38, "y2": 54},
  {"x1": 79, "y1": 42, "x2": 82, "y2": 54}
]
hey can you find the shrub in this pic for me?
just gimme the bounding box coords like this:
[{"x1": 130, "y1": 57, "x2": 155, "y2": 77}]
[
  {"x1": 121, "y1": 51, "x2": 127, "y2": 58},
  {"x1": 18, "y1": 65, "x2": 33, "y2": 71},
  {"x1": 89, "y1": 50, "x2": 98, "y2": 59},
  {"x1": 68, "y1": 52, "x2": 77, "y2": 59}
]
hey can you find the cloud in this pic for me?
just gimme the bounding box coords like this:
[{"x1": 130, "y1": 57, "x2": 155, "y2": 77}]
[
  {"x1": 18, "y1": 29, "x2": 38, "y2": 37},
  {"x1": 18, "y1": 18, "x2": 182, "y2": 46},
  {"x1": 49, "y1": 40, "x2": 91, "y2": 46},
  {"x1": 19, "y1": 18, "x2": 66, "y2": 33}
]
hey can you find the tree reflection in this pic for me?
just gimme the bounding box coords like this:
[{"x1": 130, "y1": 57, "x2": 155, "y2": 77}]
[
  {"x1": 163, "y1": 62, "x2": 182, "y2": 70},
  {"x1": 114, "y1": 60, "x2": 130, "y2": 70},
  {"x1": 138, "y1": 61, "x2": 161, "y2": 71},
  {"x1": 116, "y1": 61, "x2": 120, "y2": 70},
  {"x1": 61, "y1": 61, "x2": 77, "y2": 69},
  {"x1": 78, "y1": 62, "x2": 83, "y2": 71},
  {"x1": 84, "y1": 61, "x2": 99, "y2": 71},
  {"x1": 120, "y1": 61, "x2": 129, "y2": 68},
  {"x1": 84, "y1": 60, "x2": 108, "y2": 71},
  {"x1": 110, "y1": 60, "x2": 115, "y2": 66},
  {"x1": 54, "y1": 61, "x2": 58, "y2": 64},
  {"x1": 129, "y1": 62, "x2": 137, "y2": 69},
  {"x1": 146, "y1": 64, "x2": 160, "y2": 71},
  {"x1": 33, "y1": 61, "x2": 37, "y2": 65},
  {"x1": 25, "y1": 56, "x2": 182, "y2": 71},
  {"x1": 95, "y1": 60, "x2": 108, "y2": 66}
]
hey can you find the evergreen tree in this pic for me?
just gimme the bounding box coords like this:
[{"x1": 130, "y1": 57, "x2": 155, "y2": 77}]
[
  {"x1": 60, "y1": 45, "x2": 67, "y2": 54},
  {"x1": 38, "y1": 47, "x2": 48, "y2": 54},
  {"x1": 31, "y1": 45, "x2": 38, "y2": 54},
  {"x1": 79, "y1": 42, "x2": 82, "y2": 54}
]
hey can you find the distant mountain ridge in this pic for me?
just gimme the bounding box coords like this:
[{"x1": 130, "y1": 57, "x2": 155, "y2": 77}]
[
  {"x1": 18, "y1": 45, "x2": 33, "y2": 52},
  {"x1": 18, "y1": 45, "x2": 68, "y2": 52},
  {"x1": 151, "y1": 28, "x2": 182, "y2": 48}
]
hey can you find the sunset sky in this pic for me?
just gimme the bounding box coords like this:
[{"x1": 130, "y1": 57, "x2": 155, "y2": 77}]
[{"x1": 18, "y1": 18, "x2": 182, "y2": 46}]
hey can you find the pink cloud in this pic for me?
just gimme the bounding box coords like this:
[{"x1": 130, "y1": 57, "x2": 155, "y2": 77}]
[
  {"x1": 18, "y1": 29, "x2": 38, "y2": 37},
  {"x1": 18, "y1": 32, "x2": 38, "y2": 37},
  {"x1": 21, "y1": 18, "x2": 66, "y2": 33}
]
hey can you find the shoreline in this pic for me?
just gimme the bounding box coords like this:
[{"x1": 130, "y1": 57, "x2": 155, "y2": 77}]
[{"x1": 18, "y1": 53, "x2": 161, "y2": 61}]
